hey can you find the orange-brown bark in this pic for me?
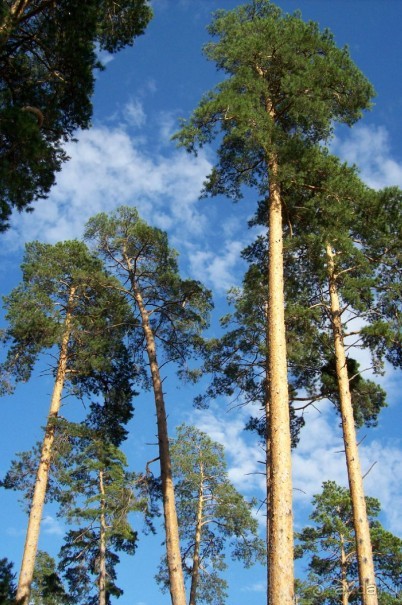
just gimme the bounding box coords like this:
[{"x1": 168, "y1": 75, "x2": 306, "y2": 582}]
[
  {"x1": 130, "y1": 278, "x2": 186, "y2": 605},
  {"x1": 15, "y1": 285, "x2": 76, "y2": 605},
  {"x1": 326, "y1": 243, "x2": 378, "y2": 605},
  {"x1": 267, "y1": 152, "x2": 294, "y2": 605}
]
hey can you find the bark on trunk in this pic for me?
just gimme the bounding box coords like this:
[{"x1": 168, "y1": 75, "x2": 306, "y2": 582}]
[
  {"x1": 99, "y1": 470, "x2": 107, "y2": 605},
  {"x1": 131, "y1": 279, "x2": 186, "y2": 605},
  {"x1": 340, "y1": 534, "x2": 349, "y2": 605},
  {"x1": 264, "y1": 333, "x2": 271, "y2": 605},
  {"x1": 15, "y1": 286, "x2": 76, "y2": 605},
  {"x1": 267, "y1": 151, "x2": 294, "y2": 605},
  {"x1": 326, "y1": 243, "x2": 378, "y2": 605},
  {"x1": 189, "y1": 460, "x2": 204, "y2": 605}
]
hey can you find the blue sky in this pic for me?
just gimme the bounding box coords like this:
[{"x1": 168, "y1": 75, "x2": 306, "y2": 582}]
[{"x1": 0, "y1": 1, "x2": 401, "y2": 603}]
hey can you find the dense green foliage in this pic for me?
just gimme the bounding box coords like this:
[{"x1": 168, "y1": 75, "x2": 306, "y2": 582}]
[
  {"x1": 156, "y1": 424, "x2": 265, "y2": 605},
  {"x1": 85, "y1": 206, "x2": 213, "y2": 375},
  {"x1": 0, "y1": 0, "x2": 152, "y2": 230},
  {"x1": 56, "y1": 427, "x2": 142, "y2": 605},
  {"x1": 30, "y1": 551, "x2": 70, "y2": 605},
  {"x1": 295, "y1": 481, "x2": 402, "y2": 604},
  {"x1": 0, "y1": 240, "x2": 134, "y2": 394},
  {"x1": 244, "y1": 148, "x2": 400, "y2": 426},
  {"x1": 0, "y1": 557, "x2": 16, "y2": 604},
  {"x1": 174, "y1": 0, "x2": 374, "y2": 201}
]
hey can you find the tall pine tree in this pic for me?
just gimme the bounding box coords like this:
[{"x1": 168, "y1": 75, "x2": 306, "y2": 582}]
[
  {"x1": 1, "y1": 240, "x2": 134, "y2": 605},
  {"x1": 174, "y1": 3, "x2": 374, "y2": 602},
  {"x1": 85, "y1": 206, "x2": 212, "y2": 605}
]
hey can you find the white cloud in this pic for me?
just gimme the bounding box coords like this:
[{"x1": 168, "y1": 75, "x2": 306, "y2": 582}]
[
  {"x1": 190, "y1": 400, "x2": 402, "y2": 537},
  {"x1": 4, "y1": 124, "x2": 212, "y2": 250},
  {"x1": 188, "y1": 239, "x2": 246, "y2": 293},
  {"x1": 95, "y1": 46, "x2": 114, "y2": 68},
  {"x1": 292, "y1": 402, "x2": 346, "y2": 498},
  {"x1": 125, "y1": 99, "x2": 147, "y2": 128},
  {"x1": 293, "y1": 402, "x2": 402, "y2": 536},
  {"x1": 157, "y1": 110, "x2": 177, "y2": 144},
  {"x1": 361, "y1": 440, "x2": 402, "y2": 535},
  {"x1": 42, "y1": 515, "x2": 64, "y2": 536},
  {"x1": 241, "y1": 581, "x2": 266, "y2": 593},
  {"x1": 190, "y1": 404, "x2": 266, "y2": 493},
  {"x1": 331, "y1": 124, "x2": 402, "y2": 189},
  {"x1": 6, "y1": 526, "x2": 26, "y2": 537}
]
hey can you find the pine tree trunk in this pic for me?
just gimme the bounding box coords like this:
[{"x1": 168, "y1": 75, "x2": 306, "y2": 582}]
[
  {"x1": 189, "y1": 460, "x2": 204, "y2": 605},
  {"x1": 99, "y1": 470, "x2": 107, "y2": 605},
  {"x1": 15, "y1": 286, "x2": 76, "y2": 605},
  {"x1": 265, "y1": 396, "x2": 271, "y2": 605},
  {"x1": 131, "y1": 279, "x2": 186, "y2": 605},
  {"x1": 340, "y1": 534, "x2": 349, "y2": 605},
  {"x1": 326, "y1": 243, "x2": 378, "y2": 605},
  {"x1": 267, "y1": 151, "x2": 294, "y2": 605}
]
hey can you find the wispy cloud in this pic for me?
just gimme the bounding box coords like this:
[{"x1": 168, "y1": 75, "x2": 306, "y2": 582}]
[
  {"x1": 42, "y1": 515, "x2": 64, "y2": 536},
  {"x1": 332, "y1": 124, "x2": 402, "y2": 189},
  {"x1": 124, "y1": 99, "x2": 147, "y2": 128},
  {"x1": 241, "y1": 581, "x2": 266, "y2": 593},
  {"x1": 190, "y1": 404, "x2": 266, "y2": 493},
  {"x1": 188, "y1": 240, "x2": 246, "y2": 293},
  {"x1": 6, "y1": 526, "x2": 26, "y2": 537},
  {"x1": 190, "y1": 400, "x2": 402, "y2": 536}
]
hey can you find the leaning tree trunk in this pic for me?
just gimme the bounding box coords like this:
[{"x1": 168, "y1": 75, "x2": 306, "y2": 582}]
[
  {"x1": 326, "y1": 243, "x2": 378, "y2": 605},
  {"x1": 130, "y1": 279, "x2": 186, "y2": 605},
  {"x1": 266, "y1": 148, "x2": 294, "y2": 605},
  {"x1": 99, "y1": 470, "x2": 107, "y2": 605},
  {"x1": 15, "y1": 286, "x2": 76, "y2": 605},
  {"x1": 189, "y1": 459, "x2": 205, "y2": 605}
]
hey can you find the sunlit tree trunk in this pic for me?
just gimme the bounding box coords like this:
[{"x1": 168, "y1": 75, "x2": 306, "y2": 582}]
[
  {"x1": 130, "y1": 278, "x2": 186, "y2": 605},
  {"x1": 340, "y1": 534, "x2": 350, "y2": 605},
  {"x1": 265, "y1": 392, "x2": 271, "y2": 604},
  {"x1": 189, "y1": 460, "x2": 204, "y2": 605},
  {"x1": 99, "y1": 470, "x2": 107, "y2": 605},
  {"x1": 15, "y1": 286, "x2": 76, "y2": 605},
  {"x1": 267, "y1": 148, "x2": 294, "y2": 605},
  {"x1": 264, "y1": 296, "x2": 271, "y2": 604},
  {"x1": 326, "y1": 243, "x2": 378, "y2": 605}
]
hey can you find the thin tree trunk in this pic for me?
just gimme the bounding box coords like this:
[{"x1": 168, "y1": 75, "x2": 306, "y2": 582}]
[
  {"x1": 326, "y1": 243, "x2": 378, "y2": 605},
  {"x1": 264, "y1": 311, "x2": 271, "y2": 605},
  {"x1": 189, "y1": 460, "x2": 204, "y2": 605},
  {"x1": 99, "y1": 470, "x2": 107, "y2": 605},
  {"x1": 340, "y1": 534, "x2": 349, "y2": 605},
  {"x1": 15, "y1": 286, "x2": 76, "y2": 605},
  {"x1": 265, "y1": 395, "x2": 271, "y2": 605},
  {"x1": 130, "y1": 279, "x2": 186, "y2": 605},
  {"x1": 267, "y1": 150, "x2": 294, "y2": 605}
]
